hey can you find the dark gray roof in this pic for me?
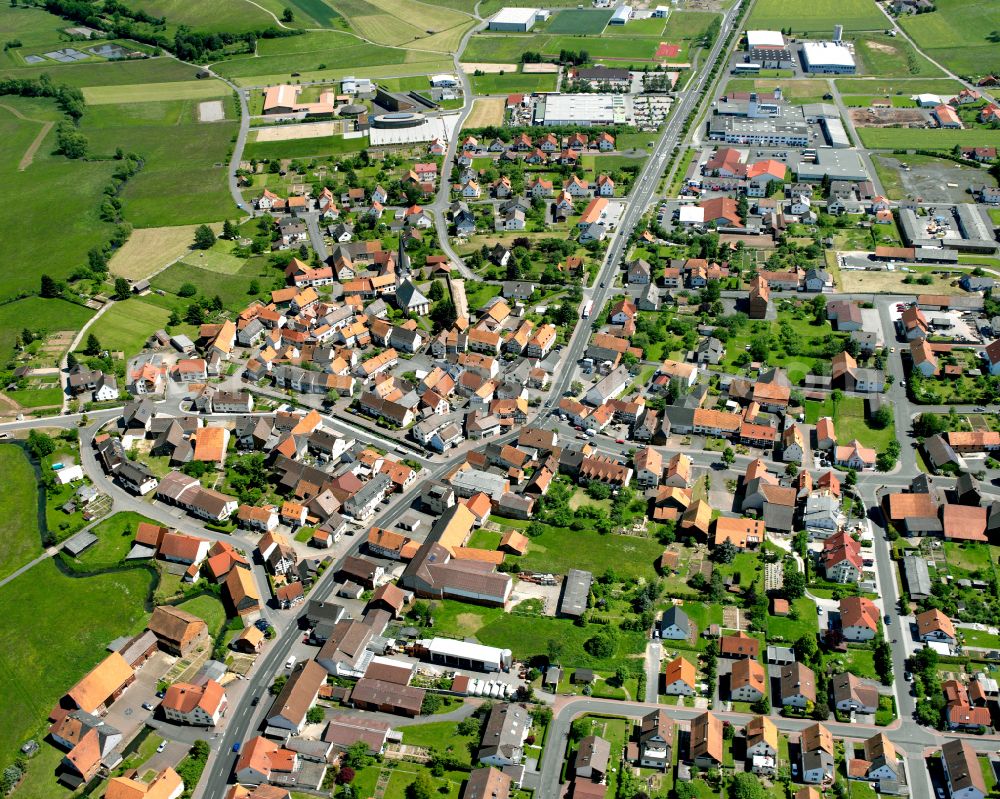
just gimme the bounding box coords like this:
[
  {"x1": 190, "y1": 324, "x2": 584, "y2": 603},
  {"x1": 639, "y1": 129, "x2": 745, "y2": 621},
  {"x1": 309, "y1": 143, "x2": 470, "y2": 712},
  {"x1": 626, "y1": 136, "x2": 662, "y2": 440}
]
[{"x1": 559, "y1": 569, "x2": 593, "y2": 618}]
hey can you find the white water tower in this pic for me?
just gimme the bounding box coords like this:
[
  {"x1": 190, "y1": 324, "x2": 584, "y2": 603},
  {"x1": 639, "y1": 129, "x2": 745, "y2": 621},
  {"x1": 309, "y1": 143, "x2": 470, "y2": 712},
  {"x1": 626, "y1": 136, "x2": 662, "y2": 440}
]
[{"x1": 833, "y1": 24, "x2": 843, "y2": 42}]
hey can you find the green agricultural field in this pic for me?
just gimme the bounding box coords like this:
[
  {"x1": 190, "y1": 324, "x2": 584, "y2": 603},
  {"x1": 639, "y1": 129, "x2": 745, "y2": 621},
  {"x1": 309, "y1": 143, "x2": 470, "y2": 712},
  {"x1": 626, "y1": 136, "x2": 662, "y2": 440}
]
[
  {"x1": 0, "y1": 298, "x2": 94, "y2": 365},
  {"x1": 249, "y1": 0, "x2": 343, "y2": 26},
  {"x1": 0, "y1": 99, "x2": 119, "y2": 303},
  {"x1": 120, "y1": 0, "x2": 277, "y2": 32},
  {"x1": 852, "y1": 35, "x2": 944, "y2": 78},
  {"x1": 214, "y1": 31, "x2": 412, "y2": 81},
  {"x1": 0, "y1": 54, "x2": 206, "y2": 86},
  {"x1": 0, "y1": 446, "x2": 43, "y2": 581},
  {"x1": 749, "y1": 0, "x2": 884, "y2": 33},
  {"x1": 858, "y1": 127, "x2": 1000, "y2": 150},
  {"x1": 181, "y1": 243, "x2": 246, "y2": 275},
  {"x1": 545, "y1": 9, "x2": 613, "y2": 34},
  {"x1": 226, "y1": 56, "x2": 454, "y2": 89},
  {"x1": 326, "y1": 0, "x2": 471, "y2": 46},
  {"x1": 470, "y1": 71, "x2": 559, "y2": 94},
  {"x1": 899, "y1": 0, "x2": 1000, "y2": 78},
  {"x1": 82, "y1": 79, "x2": 232, "y2": 105},
  {"x1": 463, "y1": 32, "x2": 663, "y2": 63},
  {"x1": 0, "y1": 558, "x2": 154, "y2": 758},
  {"x1": 85, "y1": 299, "x2": 170, "y2": 359},
  {"x1": 80, "y1": 98, "x2": 238, "y2": 227}
]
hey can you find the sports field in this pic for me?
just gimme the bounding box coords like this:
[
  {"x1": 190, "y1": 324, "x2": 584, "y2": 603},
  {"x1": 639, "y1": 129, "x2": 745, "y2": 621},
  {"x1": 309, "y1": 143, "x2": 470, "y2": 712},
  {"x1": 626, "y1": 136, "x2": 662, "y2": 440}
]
[
  {"x1": 82, "y1": 79, "x2": 232, "y2": 105},
  {"x1": 545, "y1": 8, "x2": 613, "y2": 34},
  {"x1": 898, "y1": 0, "x2": 1000, "y2": 77},
  {"x1": 749, "y1": 0, "x2": 884, "y2": 33}
]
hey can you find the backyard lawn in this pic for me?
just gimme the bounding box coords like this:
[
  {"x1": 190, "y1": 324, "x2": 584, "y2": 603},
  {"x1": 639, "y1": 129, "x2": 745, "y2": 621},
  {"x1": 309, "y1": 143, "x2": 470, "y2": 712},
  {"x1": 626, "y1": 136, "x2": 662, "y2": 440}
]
[
  {"x1": 400, "y1": 720, "x2": 478, "y2": 764},
  {"x1": 767, "y1": 598, "x2": 819, "y2": 642},
  {"x1": 70, "y1": 511, "x2": 158, "y2": 570},
  {"x1": 495, "y1": 516, "x2": 663, "y2": 580},
  {"x1": 427, "y1": 598, "x2": 647, "y2": 670},
  {"x1": 803, "y1": 395, "x2": 895, "y2": 451}
]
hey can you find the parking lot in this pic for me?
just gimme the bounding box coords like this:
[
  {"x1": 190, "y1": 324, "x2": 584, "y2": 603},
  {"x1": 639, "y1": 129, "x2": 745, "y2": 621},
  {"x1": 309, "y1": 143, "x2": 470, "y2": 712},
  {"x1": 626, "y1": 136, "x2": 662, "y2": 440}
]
[{"x1": 877, "y1": 155, "x2": 989, "y2": 204}]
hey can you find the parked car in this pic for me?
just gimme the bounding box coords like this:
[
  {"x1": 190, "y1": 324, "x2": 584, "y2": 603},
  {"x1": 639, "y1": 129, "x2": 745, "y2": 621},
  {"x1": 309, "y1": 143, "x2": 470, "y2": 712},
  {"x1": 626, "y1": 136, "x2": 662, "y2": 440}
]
[
  {"x1": 141, "y1": 702, "x2": 155, "y2": 711},
  {"x1": 232, "y1": 743, "x2": 241, "y2": 753},
  {"x1": 156, "y1": 741, "x2": 166, "y2": 753}
]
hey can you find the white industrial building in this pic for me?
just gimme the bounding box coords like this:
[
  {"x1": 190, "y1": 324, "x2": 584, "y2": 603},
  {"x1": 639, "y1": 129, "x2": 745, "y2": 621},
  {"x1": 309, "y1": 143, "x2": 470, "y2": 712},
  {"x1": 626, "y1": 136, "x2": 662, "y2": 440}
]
[
  {"x1": 801, "y1": 41, "x2": 856, "y2": 73},
  {"x1": 609, "y1": 5, "x2": 631, "y2": 24},
  {"x1": 341, "y1": 76, "x2": 373, "y2": 95},
  {"x1": 430, "y1": 74, "x2": 459, "y2": 88},
  {"x1": 419, "y1": 638, "x2": 512, "y2": 672},
  {"x1": 538, "y1": 93, "x2": 631, "y2": 126},
  {"x1": 488, "y1": 7, "x2": 538, "y2": 31},
  {"x1": 746, "y1": 30, "x2": 785, "y2": 49}
]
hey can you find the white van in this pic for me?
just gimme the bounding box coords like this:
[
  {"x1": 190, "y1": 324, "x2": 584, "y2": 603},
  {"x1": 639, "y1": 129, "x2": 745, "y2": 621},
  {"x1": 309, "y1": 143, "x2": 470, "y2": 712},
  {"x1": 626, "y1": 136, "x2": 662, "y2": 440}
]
[{"x1": 285, "y1": 655, "x2": 297, "y2": 670}]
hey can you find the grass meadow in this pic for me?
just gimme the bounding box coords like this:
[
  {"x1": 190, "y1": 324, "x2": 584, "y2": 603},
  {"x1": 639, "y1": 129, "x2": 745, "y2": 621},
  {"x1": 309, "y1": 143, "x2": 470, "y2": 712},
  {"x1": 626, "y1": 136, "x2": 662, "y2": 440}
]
[
  {"x1": 85, "y1": 299, "x2": 170, "y2": 358},
  {"x1": 0, "y1": 446, "x2": 43, "y2": 580},
  {"x1": 857, "y1": 127, "x2": 1000, "y2": 150},
  {"x1": 80, "y1": 97, "x2": 238, "y2": 227},
  {"x1": 898, "y1": 0, "x2": 1000, "y2": 77},
  {"x1": 0, "y1": 298, "x2": 94, "y2": 365},
  {"x1": 0, "y1": 98, "x2": 118, "y2": 303},
  {"x1": 852, "y1": 35, "x2": 944, "y2": 79},
  {"x1": 82, "y1": 79, "x2": 232, "y2": 105},
  {"x1": 0, "y1": 557, "x2": 154, "y2": 758},
  {"x1": 470, "y1": 71, "x2": 559, "y2": 94},
  {"x1": 213, "y1": 30, "x2": 412, "y2": 80},
  {"x1": 117, "y1": 0, "x2": 276, "y2": 32}
]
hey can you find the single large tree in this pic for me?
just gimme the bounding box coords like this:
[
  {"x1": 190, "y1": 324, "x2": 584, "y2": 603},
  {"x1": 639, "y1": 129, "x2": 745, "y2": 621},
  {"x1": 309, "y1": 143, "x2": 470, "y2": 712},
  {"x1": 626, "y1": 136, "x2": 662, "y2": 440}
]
[{"x1": 193, "y1": 224, "x2": 216, "y2": 250}]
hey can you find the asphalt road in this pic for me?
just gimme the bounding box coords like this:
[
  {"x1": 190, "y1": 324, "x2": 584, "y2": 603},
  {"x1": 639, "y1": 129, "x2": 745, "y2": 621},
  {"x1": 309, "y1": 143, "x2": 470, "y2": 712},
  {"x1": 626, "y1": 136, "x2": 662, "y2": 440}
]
[{"x1": 546, "y1": 0, "x2": 743, "y2": 408}]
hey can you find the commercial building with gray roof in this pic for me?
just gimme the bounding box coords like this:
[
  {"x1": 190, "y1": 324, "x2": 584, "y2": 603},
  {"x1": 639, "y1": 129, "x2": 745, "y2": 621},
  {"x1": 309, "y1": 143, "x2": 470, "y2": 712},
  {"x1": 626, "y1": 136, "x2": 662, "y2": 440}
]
[{"x1": 559, "y1": 569, "x2": 593, "y2": 618}]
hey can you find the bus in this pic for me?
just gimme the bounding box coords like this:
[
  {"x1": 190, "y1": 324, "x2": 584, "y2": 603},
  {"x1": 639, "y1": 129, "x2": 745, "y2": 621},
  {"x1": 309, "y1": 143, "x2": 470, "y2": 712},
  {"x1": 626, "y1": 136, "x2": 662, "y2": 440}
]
[{"x1": 581, "y1": 300, "x2": 593, "y2": 318}]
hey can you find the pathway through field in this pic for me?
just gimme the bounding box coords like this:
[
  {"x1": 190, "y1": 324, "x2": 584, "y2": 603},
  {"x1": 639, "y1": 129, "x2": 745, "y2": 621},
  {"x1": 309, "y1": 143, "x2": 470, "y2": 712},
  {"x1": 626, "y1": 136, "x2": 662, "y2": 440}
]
[{"x1": 0, "y1": 103, "x2": 55, "y2": 171}]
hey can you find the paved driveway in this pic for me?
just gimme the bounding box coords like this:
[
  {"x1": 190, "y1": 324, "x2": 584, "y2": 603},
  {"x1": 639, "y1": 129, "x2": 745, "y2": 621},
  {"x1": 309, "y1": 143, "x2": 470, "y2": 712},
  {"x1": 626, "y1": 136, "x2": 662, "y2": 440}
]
[{"x1": 103, "y1": 651, "x2": 174, "y2": 739}]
